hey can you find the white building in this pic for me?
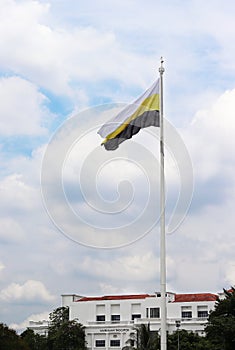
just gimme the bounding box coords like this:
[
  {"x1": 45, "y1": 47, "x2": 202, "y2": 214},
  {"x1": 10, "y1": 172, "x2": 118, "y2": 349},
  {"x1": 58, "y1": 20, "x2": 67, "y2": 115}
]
[
  {"x1": 28, "y1": 320, "x2": 49, "y2": 336},
  {"x1": 61, "y1": 291, "x2": 218, "y2": 350}
]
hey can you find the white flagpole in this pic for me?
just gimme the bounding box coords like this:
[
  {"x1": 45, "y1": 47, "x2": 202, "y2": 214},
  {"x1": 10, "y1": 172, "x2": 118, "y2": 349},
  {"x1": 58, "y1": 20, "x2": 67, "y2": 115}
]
[{"x1": 159, "y1": 57, "x2": 167, "y2": 350}]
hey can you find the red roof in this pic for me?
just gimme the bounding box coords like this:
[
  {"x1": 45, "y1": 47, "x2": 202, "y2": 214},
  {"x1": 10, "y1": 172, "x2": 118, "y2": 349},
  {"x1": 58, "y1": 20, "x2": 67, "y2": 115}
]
[
  {"x1": 77, "y1": 294, "x2": 154, "y2": 302},
  {"x1": 76, "y1": 292, "x2": 218, "y2": 303},
  {"x1": 174, "y1": 293, "x2": 218, "y2": 302},
  {"x1": 227, "y1": 288, "x2": 234, "y2": 293}
]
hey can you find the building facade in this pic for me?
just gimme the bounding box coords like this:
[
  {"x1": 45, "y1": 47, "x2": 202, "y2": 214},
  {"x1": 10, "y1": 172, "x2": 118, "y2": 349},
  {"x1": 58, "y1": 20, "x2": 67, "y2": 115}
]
[
  {"x1": 61, "y1": 291, "x2": 218, "y2": 350},
  {"x1": 28, "y1": 320, "x2": 49, "y2": 336}
]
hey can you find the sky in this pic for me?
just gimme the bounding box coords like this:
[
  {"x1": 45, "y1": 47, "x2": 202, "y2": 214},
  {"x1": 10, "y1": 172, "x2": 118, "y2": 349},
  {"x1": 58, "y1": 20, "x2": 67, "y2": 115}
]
[{"x1": 1, "y1": 0, "x2": 235, "y2": 332}]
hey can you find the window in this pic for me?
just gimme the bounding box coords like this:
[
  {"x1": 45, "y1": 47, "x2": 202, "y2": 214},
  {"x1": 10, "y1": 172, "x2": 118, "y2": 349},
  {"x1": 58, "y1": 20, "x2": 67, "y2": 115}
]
[
  {"x1": 132, "y1": 314, "x2": 141, "y2": 320},
  {"x1": 110, "y1": 340, "x2": 120, "y2": 347},
  {"x1": 150, "y1": 307, "x2": 160, "y2": 318},
  {"x1": 96, "y1": 340, "x2": 105, "y2": 347},
  {"x1": 96, "y1": 315, "x2": 105, "y2": 322},
  {"x1": 96, "y1": 305, "x2": 105, "y2": 322},
  {"x1": 182, "y1": 311, "x2": 192, "y2": 318},
  {"x1": 181, "y1": 306, "x2": 192, "y2": 319},
  {"x1": 198, "y1": 310, "x2": 208, "y2": 318},
  {"x1": 111, "y1": 304, "x2": 120, "y2": 314},
  {"x1": 197, "y1": 306, "x2": 208, "y2": 318},
  {"x1": 131, "y1": 303, "x2": 141, "y2": 314},
  {"x1": 111, "y1": 314, "x2": 120, "y2": 322},
  {"x1": 146, "y1": 308, "x2": 160, "y2": 318},
  {"x1": 96, "y1": 305, "x2": 105, "y2": 313}
]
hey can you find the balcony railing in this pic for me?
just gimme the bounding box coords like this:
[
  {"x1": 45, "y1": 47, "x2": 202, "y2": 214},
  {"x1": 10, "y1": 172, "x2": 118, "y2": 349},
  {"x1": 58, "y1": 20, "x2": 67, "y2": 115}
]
[
  {"x1": 87, "y1": 316, "x2": 208, "y2": 326},
  {"x1": 87, "y1": 320, "x2": 134, "y2": 325}
]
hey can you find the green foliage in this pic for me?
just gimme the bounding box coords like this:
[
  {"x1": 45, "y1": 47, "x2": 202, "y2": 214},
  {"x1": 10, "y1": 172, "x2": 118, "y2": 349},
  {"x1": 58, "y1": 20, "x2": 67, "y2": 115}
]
[
  {"x1": 0, "y1": 306, "x2": 86, "y2": 350},
  {"x1": 167, "y1": 329, "x2": 211, "y2": 350},
  {"x1": 135, "y1": 325, "x2": 214, "y2": 350},
  {"x1": 135, "y1": 324, "x2": 160, "y2": 350},
  {"x1": 0, "y1": 322, "x2": 29, "y2": 350},
  {"x1": 49, "y1": 306, "x2": 69, "y2": 331},
  {"x1": 205, "y1": 287, "x2": 235, "y2": 350},
  {"x1": 48, "y1": 306, "x2": 86, "y2": 350},
  {"x1": 21, "y1": 328, "x2": 48, "y2": 350},
  {"x1": 51, "y1": 319, "x2": 86, "y2": 350}
]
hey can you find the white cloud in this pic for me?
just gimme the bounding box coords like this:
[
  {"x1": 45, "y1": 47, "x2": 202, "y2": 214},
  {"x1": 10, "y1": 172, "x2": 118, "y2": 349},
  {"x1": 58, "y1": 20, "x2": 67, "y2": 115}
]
[
  {"x1": 0, "y1": 217, "x2": 25, "y2": 243},
  {"x1": 0, "y1": 76, "x2": 50, "y2": 136},
  {"x1": 1, "y1": 0, "x2": 235, "y2": 329},
  {"x1": 0, "y1": 0, "x2": 157, "y2": 98},
  {"x1": 0, "y1": 173, "x2": 40, "y2": 215},
  {"x1": 5, "y1": 146, "x2": 44, "y2": 181},
  {"x1": 225, "y1": 262, "x2": 235, "y2": 287},
  {"x1": 0, "y1": 0, "x2": 234, "y2": 105},
  {"x1": 80, "y1": 252, "x2": 158, "y2": 281},
  {"x1": 0, "y1": 0, "x2": 65, "y2": 92},
  {"x1": 183, "y1": 88, "x2": 235, "y2": 182},
  {"x1": 10, "y1": 311, "x2": 50, "y2": 331},
  {"x1": 0, "y1": 280, "x2": 55, "y2": 302},
  {"x1": 0, "y1": 261, "x2": 5, "y2": 278},
  {"x1": 99, "y1": 283, "x2": 122, "y2": 295}
]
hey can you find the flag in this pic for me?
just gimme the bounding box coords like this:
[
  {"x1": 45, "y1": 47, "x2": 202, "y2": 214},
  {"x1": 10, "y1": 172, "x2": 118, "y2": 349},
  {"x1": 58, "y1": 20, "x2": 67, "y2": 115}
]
[{"x1": 98, "y1": 79, "x2": 160, "y2": 150}]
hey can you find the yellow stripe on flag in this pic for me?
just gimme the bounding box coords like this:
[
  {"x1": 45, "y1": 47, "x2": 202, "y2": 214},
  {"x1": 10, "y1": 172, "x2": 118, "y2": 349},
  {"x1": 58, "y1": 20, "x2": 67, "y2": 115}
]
[{"x1": 103, "y1": 93, "x2": 159, "y2": 143}]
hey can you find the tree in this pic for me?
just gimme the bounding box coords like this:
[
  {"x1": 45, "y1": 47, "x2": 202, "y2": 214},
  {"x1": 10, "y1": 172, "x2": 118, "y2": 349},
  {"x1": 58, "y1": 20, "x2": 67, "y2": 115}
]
[
  {"x1": 49, "y1": 306, "x2": 69, "y2": 331},
  {"x1": 52, "y1": 319, "x2": 86, "y2": 350},
  {"x1": 0, "y1": 323, "x2": 29, "y2": 350},
  {"x1": 135, "y1": 325, "x2": 212, "y2": 350},
  {"x1": 48, "y1": 306, "x2": 86, "y2": 350},
  {"x1": 167, "y1": 329, "x2": 211, "y2": 350},
  {"x1": 205, "y1": 287, "x2": 235, "y2": 350},
  {"x1": 21, "y1": 328, "x2": 48, "y2": 350},
  {"x1": 135, "y1": 324, "x2": 160, "y2": 350}
]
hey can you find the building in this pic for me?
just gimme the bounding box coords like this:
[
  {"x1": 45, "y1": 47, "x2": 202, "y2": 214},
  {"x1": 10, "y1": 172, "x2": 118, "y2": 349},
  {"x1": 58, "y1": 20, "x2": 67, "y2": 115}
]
[
  {"x1": 61, "y1": 291, "x2": 218, "y2": 350},
  {"x1": 28, "y1": 320, "x2": 49, "y2": 336}
]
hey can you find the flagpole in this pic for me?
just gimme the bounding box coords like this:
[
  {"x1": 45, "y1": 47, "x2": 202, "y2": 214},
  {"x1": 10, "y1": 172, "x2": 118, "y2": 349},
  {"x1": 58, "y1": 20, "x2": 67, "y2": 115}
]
[{"x1": 159, "y1": 57, "x2": 167, "y2": 350}]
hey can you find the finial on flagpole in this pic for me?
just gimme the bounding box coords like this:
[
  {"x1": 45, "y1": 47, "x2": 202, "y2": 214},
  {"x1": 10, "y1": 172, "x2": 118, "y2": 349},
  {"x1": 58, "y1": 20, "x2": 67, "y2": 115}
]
[{"x1": 159, "y1": 57, "x2": 165, "y2": 75}]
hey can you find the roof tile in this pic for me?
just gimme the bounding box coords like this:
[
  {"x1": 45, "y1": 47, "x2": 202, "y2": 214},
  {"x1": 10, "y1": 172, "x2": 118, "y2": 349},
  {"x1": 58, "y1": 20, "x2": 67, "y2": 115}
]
[
  {"x1": 77, "y1": 294, "x2": 154, "y2": 302},
  {"x1": 174, "y1": 293, "x2": 218, "y2": 302}
]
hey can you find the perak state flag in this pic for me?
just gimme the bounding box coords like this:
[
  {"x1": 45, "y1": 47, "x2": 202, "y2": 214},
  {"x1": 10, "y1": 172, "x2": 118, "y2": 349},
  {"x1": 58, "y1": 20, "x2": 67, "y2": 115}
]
[{"x1": 98, "y1": 79, "x2": 160, "y2": 151}]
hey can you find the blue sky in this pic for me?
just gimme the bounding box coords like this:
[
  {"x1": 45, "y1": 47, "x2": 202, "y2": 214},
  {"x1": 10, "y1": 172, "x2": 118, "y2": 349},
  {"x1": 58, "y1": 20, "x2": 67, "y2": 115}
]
[{"x1": 1, "y1": 0, "x2": 235, "y2": 331}]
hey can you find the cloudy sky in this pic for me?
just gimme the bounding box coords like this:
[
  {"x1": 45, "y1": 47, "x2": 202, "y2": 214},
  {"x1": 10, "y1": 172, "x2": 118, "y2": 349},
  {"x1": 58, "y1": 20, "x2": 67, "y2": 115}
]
[{"x1": 1, "y1": 0, "x2": 235, "y2": 331}]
